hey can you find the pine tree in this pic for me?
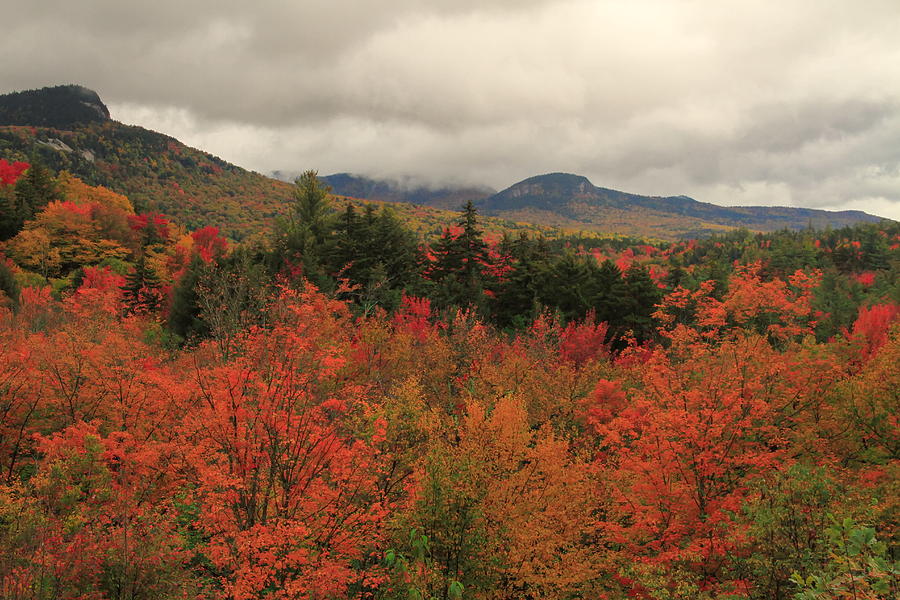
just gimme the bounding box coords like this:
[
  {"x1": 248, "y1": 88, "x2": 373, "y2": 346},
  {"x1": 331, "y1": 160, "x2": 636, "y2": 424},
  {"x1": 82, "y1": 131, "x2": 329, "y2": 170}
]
[
  {"x1": 13, "y1": 160, "x2": 59, "y2": 222},
  {"x1": 372, "y1": 207, "x2": 421, "y2": 289},
  {"x1": 292, "y1": 170, "x2": 332, "y2": 237},
  {"x1": 621, "y1": 263, "x2": 662, "y2": 341},
  {"x1": 491, "y1": 233, "x2": 548, "y2": 327},
  {"x1": 0, "y1": 260, "x2": 19, "y2": 309},
  {"x1": 428, "y1": 201, "x2": 492, "y2": 311},
  {"x1": 0, "y1": 160, "x2": 59, "y2": 240},
  {"x1": 536, "y1": 251, "x2": 596, "y2": 322},
  {"x1": 0, "y1": 182, "x2": 16, "y2": 241},
  {"x1": 274, "y1": 170, "x2": 335, "y2": 288},
  {"x1": 167, "y1": 254, "x2": 209, "y2": 341},
  {"x1": 592, "y1": 259, "x2": 629, "y2": 328},
  {"x1": 664, "y1": 261, "x2": 689, "y2": 290},
  {"x1": 329, "y1": 203, "x2": 422, "y2": 311},
  {"x1": 122, "y1": 254, "x2": 162, "y2": 314}
]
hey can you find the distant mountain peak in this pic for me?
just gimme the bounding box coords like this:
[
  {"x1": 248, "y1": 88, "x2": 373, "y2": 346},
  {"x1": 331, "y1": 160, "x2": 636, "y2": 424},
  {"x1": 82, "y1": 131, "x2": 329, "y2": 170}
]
[
  {"x1": 520, "y1": 172, "x2": 593, "y2": 186},
  {"x1": 477, "y1": 171, "x2": 885, "y2": 238},
  {"x1": 0, "y1": 84, "x2": 110, "y2": 128},
  {"x1": 504, "y1": 173, "x2": 597, "y2": 201}
]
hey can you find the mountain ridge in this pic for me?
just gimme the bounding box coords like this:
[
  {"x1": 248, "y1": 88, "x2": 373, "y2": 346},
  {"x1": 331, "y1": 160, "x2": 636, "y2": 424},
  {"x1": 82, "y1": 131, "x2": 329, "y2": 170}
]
[
  {"x1": 474, "y1": 172, "x2": 885, "y2": 238},
  {"x1": 0, "y1": 85, "x2": 891, "y2": 240}
]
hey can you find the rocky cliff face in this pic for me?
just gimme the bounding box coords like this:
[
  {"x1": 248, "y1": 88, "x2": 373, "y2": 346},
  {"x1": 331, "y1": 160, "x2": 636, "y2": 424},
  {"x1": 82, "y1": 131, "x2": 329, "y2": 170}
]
[{"x1": 0, "y1": 84, "x2": 110, "y2": 128}]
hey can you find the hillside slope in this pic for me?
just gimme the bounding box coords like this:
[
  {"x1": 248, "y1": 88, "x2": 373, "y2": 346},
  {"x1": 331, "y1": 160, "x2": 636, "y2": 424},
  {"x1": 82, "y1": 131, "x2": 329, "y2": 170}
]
[
  {"x1": 0, "y1": 90, "x2": 295, "y2": 240},
  {"x1": 0, "y1": 86, "x2": 546, "y2": 241}
]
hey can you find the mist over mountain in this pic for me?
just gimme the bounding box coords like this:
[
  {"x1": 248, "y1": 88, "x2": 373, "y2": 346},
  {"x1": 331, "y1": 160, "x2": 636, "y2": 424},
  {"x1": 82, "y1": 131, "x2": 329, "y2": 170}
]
[
  {"x1": 270, "y1": 171, "x2": 494, "y2": 211},
  {"x1": 321, "y1": 173, "x2": 494, "y2": 211}
]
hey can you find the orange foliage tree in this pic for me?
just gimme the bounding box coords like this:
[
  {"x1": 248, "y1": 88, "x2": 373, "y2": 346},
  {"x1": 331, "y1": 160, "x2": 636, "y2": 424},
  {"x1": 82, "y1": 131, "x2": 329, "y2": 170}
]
[{"x1": 180, "y1": 287, "x2": 389, "y2": 599}]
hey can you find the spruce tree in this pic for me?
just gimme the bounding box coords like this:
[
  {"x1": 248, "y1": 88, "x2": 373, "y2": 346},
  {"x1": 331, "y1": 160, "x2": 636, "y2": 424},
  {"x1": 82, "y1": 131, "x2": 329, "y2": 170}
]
[
  {"x1": 328, "y1": 203, "x2": 422, "y2": 311},
  {"x1": 275, "y1": 170, "x2": 335, "y2": 288},
  {"x1": 167, "y1": 254, "x2": 209, "y2": 341},
  {"x1": 1, "y1": 160, "x2": 59, "y2": 240},
  {"x1": 123, "y1": 254, "x2": 163, "y2": 314},
  {"x1": 621, "y1": 264, "x2": 662, "y2": 341},
  {"x1": 593, "y1": 259, "x2": 629, "y2": 327},
  {"x1": 536, "y1": 251, "x2": 595, "y2": 322},
  {"x1": 0, "y1": 260, "x2": 19, "y2": 309},
  {"x1": 491, "y1": 233, "x2": 548, "y2": 327},
  {"x1": 14, "y1": 160, "x2": 58, "y2": 222},
  {"x1": 428, "y1": 201, "x2": 492, "y2": 311},
  {"x1": 373, "y1": 207, "x2": 421, "y2": 289}
]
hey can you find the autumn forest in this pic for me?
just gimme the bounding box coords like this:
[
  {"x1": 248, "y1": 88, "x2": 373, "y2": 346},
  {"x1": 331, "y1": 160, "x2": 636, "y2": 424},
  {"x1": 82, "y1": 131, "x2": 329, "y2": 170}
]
[{"x1": 0, "y1": 158, "x2": 898, "y2": 600}]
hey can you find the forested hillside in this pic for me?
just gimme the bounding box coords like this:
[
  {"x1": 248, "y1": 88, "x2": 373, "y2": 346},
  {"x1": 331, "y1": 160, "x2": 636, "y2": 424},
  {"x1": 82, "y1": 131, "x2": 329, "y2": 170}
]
[
  {"x1": 0, "y1": 118, "x2": 294, "y2": 239},
  {"x1": 0, "y1": 161, "x2": 898, "y2": 599},
  {"x1": 0, "y1": 87, "x2": 551, "y2": 242}
]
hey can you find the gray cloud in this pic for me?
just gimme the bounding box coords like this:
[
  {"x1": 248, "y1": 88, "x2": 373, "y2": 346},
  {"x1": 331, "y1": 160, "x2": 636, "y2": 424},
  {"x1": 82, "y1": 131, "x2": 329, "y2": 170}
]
[{"x1": 4, "y1": 0, "x2": 900, "y2": 219}]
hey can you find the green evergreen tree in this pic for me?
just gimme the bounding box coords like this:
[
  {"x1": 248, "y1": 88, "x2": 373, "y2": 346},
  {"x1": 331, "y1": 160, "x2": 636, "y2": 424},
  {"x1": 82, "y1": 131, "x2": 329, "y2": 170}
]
[
  {"x1": 592, "y1": 259, "x2": 629, "y2": 327},
  {"x1": 621, "y1": 263, "x2": 662, "y2": 341},
  {"x1": 372, "y1": 207, "x2": 421, "y2": 289},
  {"x1": 0, "y1": 159, "x2": 60, "y2": 240},
  {"x1": 122, "y1": 254, "x2": 163, "y2": 314},
  {"x1": 274, "y1": 170, "x2": 335, "y2": 288},
  {"x1": 0, "y1": 186, "x2": 17, "y2": 241},
  {"x1": 699, "y1": 258, "x2": 732, "y2": 300},
  {"x1": 812, "y1": 267, "x2": 863, "y2": 342},
  {"x1": 167, "y1": 254, "x2": 210, "y2": 342},
  {"x1": 332, "y1": 203, "x2": 362, "y2": 278},
  {"x1": 0, "y1": 259, "x2": 19, "y2": 309},
  {"x1": 536, "y1": 251, "x2": 597, "y2": 322},
  {"x1": 491, "y1": 233, "x2": 549, "y2": 328},
  {"x1": 664, "y1": 261, "x2": 689, "y2": 290},
  {"x1": 858, "y1": 226, "x2": 891, "y2": 271},
  {"x1": 328, "y1": 203, "x2": 422, "y2": 312},
  {"x1": 427, "y1": 202, "x2": 492, "y2": 312},
  {"x1": 357, "y1": 261, "x2": 399, "y2": 315},
  {"x1": 765, "y1": 232, "x2": 819, "y2": 277},
  {"x1": 13, "y1": 159, "x2": 58, "y2": 221}
]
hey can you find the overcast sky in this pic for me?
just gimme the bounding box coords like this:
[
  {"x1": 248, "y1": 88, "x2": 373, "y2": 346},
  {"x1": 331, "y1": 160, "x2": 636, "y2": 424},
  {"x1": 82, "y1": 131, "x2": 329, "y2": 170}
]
[{"x1": 4, "y1": 0, "x2": 900, "y2": 219}]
